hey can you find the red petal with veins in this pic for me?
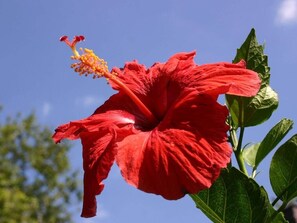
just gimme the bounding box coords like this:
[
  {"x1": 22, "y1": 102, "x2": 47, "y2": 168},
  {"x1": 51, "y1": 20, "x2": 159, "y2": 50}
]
[
  {"x1": 117, "y1": 130, "x2": 231, "y2": 199},
  {"x1": 188, "y1": 60, "x2": 261, "y2": 96},
  {"x1": 161, "y1": 52, "x2": 260, "y2": 96},
  {"x1": 116, "y1": 91, "x2": 231, "y2": 199},
  {"x1": 80, "y1": 130, "x2": 114, "y2": 217},
  {"x1": 112, "y1": 52, "x2": 260, "y2": 99},
  {"x1": 53, "y1": 110, "x2": 136, "y2": 217}
]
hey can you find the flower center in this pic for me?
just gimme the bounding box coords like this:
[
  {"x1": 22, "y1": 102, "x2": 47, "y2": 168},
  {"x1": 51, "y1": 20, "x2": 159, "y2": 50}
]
[{"x1": 60, "y1": 36, "x2": 158, "y2": 125}]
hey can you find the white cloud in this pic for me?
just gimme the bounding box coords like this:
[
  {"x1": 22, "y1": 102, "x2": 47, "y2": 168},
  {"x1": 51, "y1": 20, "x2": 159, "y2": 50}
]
[
  {"x1": 75, "y1": 95, "x2": 103, "y2": 108},
  {"x1": 41, "y1": 102, "x2": 52, "y2": 117},
  {"x1": 275, "y1": 0, "x2": 297, "y2": 25}
]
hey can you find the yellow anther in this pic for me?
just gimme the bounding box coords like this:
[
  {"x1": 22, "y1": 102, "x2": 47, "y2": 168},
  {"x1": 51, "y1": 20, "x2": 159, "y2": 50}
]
[{"x1": 70, "y1": 48, "x2": 113, "y2": 80}]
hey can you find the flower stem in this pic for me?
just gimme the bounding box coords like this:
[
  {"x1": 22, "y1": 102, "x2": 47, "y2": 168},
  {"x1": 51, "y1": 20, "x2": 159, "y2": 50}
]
[
  {"x1": 235, "y1": 149, "x2": 248, "y2": 176},
  {"x1": 230, "y1": 127, "x2": 248, "y2": 176}
]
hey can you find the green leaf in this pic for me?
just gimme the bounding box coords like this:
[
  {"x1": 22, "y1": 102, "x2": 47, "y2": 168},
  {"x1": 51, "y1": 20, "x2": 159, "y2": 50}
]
[
  {"x1": 270, "y1": 135, "x2": 297, "y2": 204},
  {"x1": 271, "y1": 213, "x2": 288, "y2": 223},
  {"x1": 256, "y1": 119, "x2": 293, "y2": 167},
  {"x1": 226, "y1": 29, "x2": 278, "y2": 128},
  {"x1": 243, "y1": 142, "x2": 260, "y2": 167},
  {"x1": 233, "y1": 28, "x2": 270, "y2": 84},
  {"x1": 190, "y1": 168, "x2": 286, "y2": 223},
  {"x1": 267, "y1": 204, "x2": 288, "y2": 223},
  {"x1": 243, "y1": 119, "x2": 293, "y2": 168}
]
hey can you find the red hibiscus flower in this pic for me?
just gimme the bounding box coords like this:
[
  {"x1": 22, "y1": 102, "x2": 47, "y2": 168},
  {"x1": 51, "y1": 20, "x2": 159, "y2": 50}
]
[{"x1": 53, "y1": 36, "x2": 261, "y2": 218}]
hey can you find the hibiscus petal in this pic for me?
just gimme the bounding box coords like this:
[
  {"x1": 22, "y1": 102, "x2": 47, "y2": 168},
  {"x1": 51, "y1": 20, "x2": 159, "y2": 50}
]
[
  {"x1": 162, "y1": 51, "x2": 196, "y2": 75},
  {"x1": 81, "y1": 168, "x2": 104, "y2": 217},
  {"x1": 106, "y1": 52, "x2": 259, "y2": 122},
  {"x1": 53, "y1": 110, "x2": 136, "y2": 143},
  {"x1": 80, "y1": 130, "x2": 115, "y2": 217},
  {"x1": 189, "y1": 60, "x2": 261, "y2": 96},
  {"x1": 110, "y1": 51, "x2": 196, "y2": 98},
  {"x1": 93, "y1": 93, "x2": 149, "y2": 126},
  {"x1": 53, "y1": 110, "x2": 136, "y2": 217},
  {"x1": 116, "y1": 128, "x2": 231, "y2": 200},
  {"x1": 163, "y1": 91, "x2": 232, "y2": 167},
  {"x1": 162, "y1": 52, "x2": 260, "y2": 97},
  {"x1": 108, "y1": 53, "x2": 196, "y2": 120},
  {"x1": 111, "y1": 62, "x2": 152, "y2": 95},
  {"x1": 116, "y1": 92, "x2": 232, "y2": 199},
  {"x1": 162, "y1": 90, "x2": 230, "y2": 140}
]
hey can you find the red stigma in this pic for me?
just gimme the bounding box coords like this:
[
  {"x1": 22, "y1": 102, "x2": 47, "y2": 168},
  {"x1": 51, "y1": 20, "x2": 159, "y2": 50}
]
[
  {"x1": 75, "y1": 35, "x2": 85, "y2": 42},
  {"x1": 60, "y1": 35, "x2": 68, "y2": 42},
  {"x1": 60, "y1": 35, "x2": 85, "y2": 48}
]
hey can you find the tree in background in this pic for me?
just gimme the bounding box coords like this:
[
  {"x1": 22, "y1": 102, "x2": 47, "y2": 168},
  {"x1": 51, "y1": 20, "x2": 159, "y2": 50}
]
[{"x1": 0, "y1": 110, "x2": 82, "y2": 223}]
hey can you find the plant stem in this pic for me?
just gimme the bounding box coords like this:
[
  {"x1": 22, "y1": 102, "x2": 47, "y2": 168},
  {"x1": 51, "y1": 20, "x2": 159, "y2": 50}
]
[
  {"x1": 232, "y1": 127, "x2": 248, "y2": 176},
  {"x1": 234, "y1": 150, "x2": 248, "y2": 176},
  {"x1": 229, "y1": 127, "x2": 238, "y2": 149},
  {"x1": 237, "y1": 127, "x2": 245, "y2": 152}
]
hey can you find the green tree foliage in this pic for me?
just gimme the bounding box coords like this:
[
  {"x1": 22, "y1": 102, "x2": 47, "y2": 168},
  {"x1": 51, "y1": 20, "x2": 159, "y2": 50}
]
[{"x1": 0, "y1": 112, "x2": 81, "y2": 223}]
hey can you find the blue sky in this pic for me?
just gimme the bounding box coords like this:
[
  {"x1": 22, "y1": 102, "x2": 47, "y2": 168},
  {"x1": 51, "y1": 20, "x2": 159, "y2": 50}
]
[{"x1": 1, "y1": 0, "x2": 297, "y2": 222}]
